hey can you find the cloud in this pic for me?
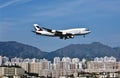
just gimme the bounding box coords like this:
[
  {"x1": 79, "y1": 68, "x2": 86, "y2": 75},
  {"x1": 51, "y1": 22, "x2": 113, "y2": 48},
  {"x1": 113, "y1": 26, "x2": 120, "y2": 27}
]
[
  {"x1": 0, "y1": 0, "x2": 32, "y2": 9},
  {"x1": 0, "y1": 0, "x2": 19, "y2": 9}
]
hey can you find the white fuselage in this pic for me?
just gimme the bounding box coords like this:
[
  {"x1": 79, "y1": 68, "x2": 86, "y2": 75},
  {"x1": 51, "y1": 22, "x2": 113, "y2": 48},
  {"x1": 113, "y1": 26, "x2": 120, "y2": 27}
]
[
  {"x1": 36, "y1": 28, "x2": 90, "y2": 36},
  {"x1": 33, "y1": 24, "x2": 91, "y2": 39},
  {"x1": 36, "y1": 30, "x2": 54, "y2": 36}
]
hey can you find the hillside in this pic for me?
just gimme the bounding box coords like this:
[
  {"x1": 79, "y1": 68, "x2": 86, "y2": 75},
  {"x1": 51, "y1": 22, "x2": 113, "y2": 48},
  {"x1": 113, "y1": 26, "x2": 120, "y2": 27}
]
[
  {"x1": 0, "y1": 41, "x2": 120, "y2": 60},
  {"x1": 0, "y1": 41, "x2": 47, "y2": 59},
  {"x1": 46, "y1": 42, "x2": 119, "y2": 60}
]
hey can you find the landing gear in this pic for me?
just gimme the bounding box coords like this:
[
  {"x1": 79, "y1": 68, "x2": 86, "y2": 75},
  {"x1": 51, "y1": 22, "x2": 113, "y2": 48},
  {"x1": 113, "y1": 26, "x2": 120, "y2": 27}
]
[
  {"x1": 59, "y1": 36, "x2": 74, "y2": 40},
  {"x1": 70, "y1": 35, "x2": 74, "y2": 38},
  {"x1": 83, "y1": 35, "x2": 85, "y2": 38},
  {"x1": 60, "y1": 36, "x2": 63, "y2": 39}
]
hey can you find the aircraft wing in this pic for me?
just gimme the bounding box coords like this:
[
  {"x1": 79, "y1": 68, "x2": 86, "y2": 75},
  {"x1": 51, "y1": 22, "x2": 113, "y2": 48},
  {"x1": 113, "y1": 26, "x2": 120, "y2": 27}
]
[
  {"x1": 42, "y1": 27, "x2": 74, "y2": 39},
  {"x1": 55, "y1": 31, "x2": 74, "y2": 39},
  {"x1": 42, "y1": 27, "x2": 52, "y2": 32},
  {"x1": 42, "y1": 27, "x2": 61, "y2": 34},
  {"x1": 42, "y1": 27, "x2": 62, "y2": 34}
]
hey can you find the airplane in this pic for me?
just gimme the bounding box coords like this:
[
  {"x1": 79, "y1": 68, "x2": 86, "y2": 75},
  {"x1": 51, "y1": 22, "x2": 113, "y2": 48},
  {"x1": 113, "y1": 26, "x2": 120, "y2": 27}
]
[{"x1": 32, "y1": 24, "x2": 91, "y2": 39}]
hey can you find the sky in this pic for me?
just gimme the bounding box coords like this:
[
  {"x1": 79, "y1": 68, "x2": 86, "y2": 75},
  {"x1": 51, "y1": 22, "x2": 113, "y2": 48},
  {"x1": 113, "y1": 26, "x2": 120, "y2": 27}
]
[{"x1": 0, "y1": 0, "x2": 120, "y2": 52}]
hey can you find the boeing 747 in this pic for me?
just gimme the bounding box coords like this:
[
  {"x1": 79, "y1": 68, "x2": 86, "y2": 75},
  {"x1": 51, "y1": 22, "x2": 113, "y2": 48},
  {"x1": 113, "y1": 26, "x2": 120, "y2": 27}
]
[{"x1": 32, "y1": 24, "x2": 91, "y2": 39}]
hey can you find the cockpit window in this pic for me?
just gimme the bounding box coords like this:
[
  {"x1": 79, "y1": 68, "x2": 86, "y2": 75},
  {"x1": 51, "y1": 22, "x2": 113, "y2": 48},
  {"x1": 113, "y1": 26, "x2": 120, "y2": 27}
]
[{"x1": 85, "y1": 29, "x2": 89, "y2": 31}]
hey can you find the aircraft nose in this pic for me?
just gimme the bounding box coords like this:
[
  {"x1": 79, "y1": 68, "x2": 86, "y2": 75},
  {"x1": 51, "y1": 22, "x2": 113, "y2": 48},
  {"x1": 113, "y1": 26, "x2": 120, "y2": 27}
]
[
  {"x1": 87, "y1": 31, "x2": 91, "y2": 34},
  {"x1": 89, "y1": 31, "x2": 91, "y2": 33}
]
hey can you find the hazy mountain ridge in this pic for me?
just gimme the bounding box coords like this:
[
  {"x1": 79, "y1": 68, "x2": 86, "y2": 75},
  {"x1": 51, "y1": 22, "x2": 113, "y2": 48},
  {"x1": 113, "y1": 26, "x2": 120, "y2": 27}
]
[
  {"x1": 0, "y1": 41, "x2": 47, "y2": 59},
  {"x1": 46, "y1": 42, "x2": 119, "y2": 60},
  {"x1": 0, "y1": 41, "x2": 120, "y2": 60}
]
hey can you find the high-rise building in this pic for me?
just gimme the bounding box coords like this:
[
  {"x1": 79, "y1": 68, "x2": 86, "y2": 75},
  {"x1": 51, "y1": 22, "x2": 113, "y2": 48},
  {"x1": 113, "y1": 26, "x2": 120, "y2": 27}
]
[
  {"x1": 17, "y1": 62, "x2": 30, "y2": 72},
  {"x1": 70, "y1": 63, "x2": 76, "y2": 70},
  {"x1": 62, "y1": 57, "x2": 71, "y2": 63},
  {"x1": 94, "y1": 56, "x2": 116, "y2": 62},
  {"x1": 0, "y1": 66, "x2": 25, "y2": 77},
  {"x1": 2, "y1": 56, "x2": 9, "y2": 64},
  {"x1": 11, "y1": 57, "x2": 23, "y2": 63},
  {"x1": 0, "y1": 56, "x2": 2, "y2": 66},
  {"x1": 87, "y1": 60, "x2": 118, "y2": 72},
  {"x1": 40, "y1": 58, "x2": 51, "y2": 70},
  {"x1": 78, "y1": 62, "x2": 82, "y2": 69},
  {"x1": 54, "y1": 57, "x2": 60, "y2": 64},
  {"x1": 29, "y1": 62, "x2": 41, "y2": 74},
  {"x1": 72, "y1": 58, "x2": 80, "y2": 64}
]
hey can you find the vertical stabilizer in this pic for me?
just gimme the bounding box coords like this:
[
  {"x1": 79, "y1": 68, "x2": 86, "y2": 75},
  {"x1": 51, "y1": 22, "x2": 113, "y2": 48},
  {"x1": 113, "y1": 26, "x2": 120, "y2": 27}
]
[{"x1": 33, "y1": 24, "x2": 42, "y2": 31}]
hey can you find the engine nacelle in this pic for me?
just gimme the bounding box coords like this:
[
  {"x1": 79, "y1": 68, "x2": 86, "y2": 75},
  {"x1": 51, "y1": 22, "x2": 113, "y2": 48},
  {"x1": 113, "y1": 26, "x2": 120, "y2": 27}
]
[
  {"x1": 64, "y1": 35, "x2": 74, "y2": 39},
  {"x1": 70, "y1": 35, "x2": 74, "y2": 38},
  {"x1": 62, "y1": 32, "x2": 67, "y2": 35},
  {"x1": 52, "y1": 30, "x2": 56, "y2": 33}
]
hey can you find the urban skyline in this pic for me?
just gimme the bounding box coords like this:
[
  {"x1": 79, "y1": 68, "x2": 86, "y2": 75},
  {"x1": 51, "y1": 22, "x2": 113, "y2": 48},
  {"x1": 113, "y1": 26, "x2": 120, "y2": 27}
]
[
  {"x1": 1, "y1": 0, "x2": 120, "y2": 77},
  {"x1": 0, "y1": 55, "x2": 119, "y2": 78}
]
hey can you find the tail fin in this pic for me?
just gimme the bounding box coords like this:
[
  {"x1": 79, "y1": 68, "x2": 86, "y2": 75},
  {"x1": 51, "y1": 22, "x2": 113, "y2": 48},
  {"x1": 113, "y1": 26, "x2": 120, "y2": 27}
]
[{"x1": 33, "y1": 24, "x2": 42, "y2": 31}]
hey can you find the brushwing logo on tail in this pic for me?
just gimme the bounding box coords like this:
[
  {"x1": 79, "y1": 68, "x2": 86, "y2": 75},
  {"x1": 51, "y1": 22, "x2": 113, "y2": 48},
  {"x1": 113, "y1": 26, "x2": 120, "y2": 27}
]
[{"x1": 34, "y1": 24, "x2": 43, "y2": 31}]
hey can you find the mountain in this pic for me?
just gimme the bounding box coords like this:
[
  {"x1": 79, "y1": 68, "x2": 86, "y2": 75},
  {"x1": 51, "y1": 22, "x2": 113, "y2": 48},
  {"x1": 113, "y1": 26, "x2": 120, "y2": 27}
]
[
  {"x1": 113, "y1": 47, "x2": 120, "y2": 58},
  {"x1": 0, "y1": 41, "x2": 120, "y2": 60},
  {"x1": 46, "y1": 42, "x2": 120, "y2": 60},
  {"x1": 0, "y1": 41, "x2": 47, "y2": 59}
]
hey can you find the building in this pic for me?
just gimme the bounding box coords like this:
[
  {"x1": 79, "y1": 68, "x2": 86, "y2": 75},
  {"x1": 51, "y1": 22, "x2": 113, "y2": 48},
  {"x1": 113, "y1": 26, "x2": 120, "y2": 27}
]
[
  {"x1": 29, "y1": 62, "x2": 41, "y2": 74},
  {"x1": 1, "y1": 55, "x2": 120, "y2": 78},
  {"x1": 62, "y1": 57, "x2": 71, "y2": 63},
  {"x1": 54, "y1": 57, "x2": 61, "y2": 64},
  {"x1": 2, "y1": 56, "x2": 9, "y2": 64},
  {"x1": 0, "y1": 66, "x2": 25, "y2": 78},
  {"x1": 94, "y1": 56, "x2": 116, "y2": 62},
  {"x1": 0, "y1": 56, "x2": 2, "y2": 66},
  {"x1": 72, "y1": 58, "x2": 80, "y2": 64},
  {"x1": 17, "y1": 62, "x2": 30, "y2": 72}
]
